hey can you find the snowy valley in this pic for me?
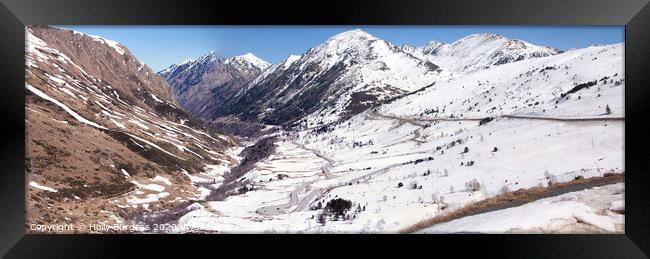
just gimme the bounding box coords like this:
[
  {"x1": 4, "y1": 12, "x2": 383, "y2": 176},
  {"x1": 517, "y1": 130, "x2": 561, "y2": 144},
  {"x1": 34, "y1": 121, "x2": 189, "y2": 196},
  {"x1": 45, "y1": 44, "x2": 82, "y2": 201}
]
[{"x1": 26, "y1": 26, "x2": 624, "y2": 234}]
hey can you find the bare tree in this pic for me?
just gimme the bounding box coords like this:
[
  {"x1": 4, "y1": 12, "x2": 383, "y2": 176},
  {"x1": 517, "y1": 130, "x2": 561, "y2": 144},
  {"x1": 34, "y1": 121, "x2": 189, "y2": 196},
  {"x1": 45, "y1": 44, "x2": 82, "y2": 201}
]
[
  {"x1": 431, "y1": 191, "x2": 439, "y2": 204},
  {"x1": 465, "y1": 178, "x2": 481, "y2": 192}
]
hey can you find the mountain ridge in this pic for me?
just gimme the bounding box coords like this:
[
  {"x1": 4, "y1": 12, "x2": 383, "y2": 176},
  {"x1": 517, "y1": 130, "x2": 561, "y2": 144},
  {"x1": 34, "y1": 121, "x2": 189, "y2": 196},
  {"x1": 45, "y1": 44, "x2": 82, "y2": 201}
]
[
  {"x1": 161, "y1": 29, "x2": 563, "y2": 128},
  {"x1": 26, "y1": 25, "x2": 238, "y2": 229},
  {"x1": 401, "y1": 32, "x2": 561, "y2": 74}
]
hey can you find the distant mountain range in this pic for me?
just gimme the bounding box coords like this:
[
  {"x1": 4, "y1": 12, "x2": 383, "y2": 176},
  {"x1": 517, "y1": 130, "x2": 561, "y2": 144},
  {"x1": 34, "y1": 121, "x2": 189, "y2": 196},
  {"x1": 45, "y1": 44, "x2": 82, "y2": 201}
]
[{"x1": 159, "y1": 29, "x2": 560, "y2": 126}]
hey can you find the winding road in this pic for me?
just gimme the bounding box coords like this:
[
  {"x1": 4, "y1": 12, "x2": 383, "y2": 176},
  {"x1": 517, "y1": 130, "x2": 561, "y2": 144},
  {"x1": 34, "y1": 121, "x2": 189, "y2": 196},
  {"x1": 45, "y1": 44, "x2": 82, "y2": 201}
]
[
  {"x1": 256, "y1": 142, "x2": 336, "y2": 216},
  {"x1": 256, "y1": 181, "x2": 314, "y2": 216},
  {"x1": 256, "y1": 139, "x2": 405, "y2": 215},
  {"x1": 294, "y1": 142, "x2": 335, "y2": 179},
  {"x1": 256, "y1": 110, "x2": 624, "y2": 217},
  {"x1": 369, "y1": 110, "x2": 624, "y2": 123},
  {"x1": 367, "y1": 110, "x2": 429, "y2": 145}
]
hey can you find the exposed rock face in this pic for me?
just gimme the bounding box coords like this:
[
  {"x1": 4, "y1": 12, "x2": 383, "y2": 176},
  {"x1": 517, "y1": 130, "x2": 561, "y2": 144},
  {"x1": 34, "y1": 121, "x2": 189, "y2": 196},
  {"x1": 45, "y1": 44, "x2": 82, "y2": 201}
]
[
  {"x1": 25, "y1": 25, "x2": 237, "y2": 229},
  {"x1": 158, "y1": 52, "x2": 269, "y2": 120}
]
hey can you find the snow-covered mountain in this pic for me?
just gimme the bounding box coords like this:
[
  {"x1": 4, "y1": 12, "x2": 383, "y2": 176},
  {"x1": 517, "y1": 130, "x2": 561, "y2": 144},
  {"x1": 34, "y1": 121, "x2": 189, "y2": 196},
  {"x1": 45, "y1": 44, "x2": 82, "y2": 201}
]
[
  {"x1": 25, "y1": 25, "x2": 238, "y2": 228},
  {"x1": 215, "y1": 29, "x2": 454, "y2": 126},
  {"x1": 173, "y1": 41, "x2": 624, "y2": 233},
  {"x1": 158, "y1": 52, "x2": 270, "y2": 120},
  {"x1": 381, "y1": 43, "x2": 623, "y2": 119},
  {"x1": 401, "y1": 33, "x2": 560, "y2": 74},
  {"x1": 161, "y1": 31, "x2": 558, "y2": 128}
]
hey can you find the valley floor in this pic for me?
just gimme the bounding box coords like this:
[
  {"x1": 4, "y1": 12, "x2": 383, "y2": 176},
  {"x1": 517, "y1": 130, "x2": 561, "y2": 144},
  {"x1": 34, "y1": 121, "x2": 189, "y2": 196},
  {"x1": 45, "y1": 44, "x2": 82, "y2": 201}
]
[{"x1": 169, "y1": 110, "x2": 624, "y2": 233}]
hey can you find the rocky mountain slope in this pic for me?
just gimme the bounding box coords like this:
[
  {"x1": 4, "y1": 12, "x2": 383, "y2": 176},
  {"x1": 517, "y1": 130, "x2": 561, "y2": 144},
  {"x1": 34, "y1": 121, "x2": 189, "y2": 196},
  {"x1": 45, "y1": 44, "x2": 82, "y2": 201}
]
[
  {"x1": 214, "y1": 29, "x2": 454, "y2": 126},
  {"x1": 158, "y1": 52, "x2": 269, "y2": 120},
  {"x1": 25, "y1": 25, "x2": 239, "y2": 230}
]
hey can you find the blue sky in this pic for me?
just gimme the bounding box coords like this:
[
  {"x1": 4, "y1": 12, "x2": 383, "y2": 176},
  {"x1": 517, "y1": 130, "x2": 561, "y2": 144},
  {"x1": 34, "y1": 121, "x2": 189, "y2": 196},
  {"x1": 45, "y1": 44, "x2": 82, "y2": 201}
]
[{"x1": 61, "y1": 26, "x2": 624, "y2": 72}]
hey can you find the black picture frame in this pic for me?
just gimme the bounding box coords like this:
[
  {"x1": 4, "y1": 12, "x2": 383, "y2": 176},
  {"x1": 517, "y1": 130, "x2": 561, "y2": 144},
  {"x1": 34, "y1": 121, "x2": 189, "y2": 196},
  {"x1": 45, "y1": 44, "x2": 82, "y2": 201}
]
[{"x1": 0, "y1": 0, "x2": 648, "y2": 257}]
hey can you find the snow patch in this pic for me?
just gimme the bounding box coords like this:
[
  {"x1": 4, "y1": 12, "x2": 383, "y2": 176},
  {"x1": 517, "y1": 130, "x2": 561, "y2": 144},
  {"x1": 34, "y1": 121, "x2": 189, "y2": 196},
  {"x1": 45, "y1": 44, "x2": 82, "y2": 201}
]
[
  {"x1": 25, "y1": 84, "x2": 107, "y2": 129},
  {"x1": 29, "y1": 181, "x2": 58, "y2": 192},
  {"x1": 153, "y1": 175, "x2": 172, "y2": 185}
]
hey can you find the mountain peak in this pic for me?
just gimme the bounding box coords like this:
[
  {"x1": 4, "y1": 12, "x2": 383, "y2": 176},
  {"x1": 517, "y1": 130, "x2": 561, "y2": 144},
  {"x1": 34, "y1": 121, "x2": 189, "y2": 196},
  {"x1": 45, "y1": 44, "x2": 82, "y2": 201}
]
[
  {"x1": 328, "y1": 29, "x2": 377, "y2": 42},
  {"x1": 420, "y1": 40, "x2": 447, "y2": 54},
  {"x1": 425, "y1": 40, "x2": 446, "y2": 46},
  {"x1": 457, "y1": 32, "x2": 507, "y2": 44},
  {"x1": 178, "y1": 58, "x2": 194, "y2": 65},
  {"x1": 194, "y1": 50, "x2": 218, "y2": 64},
  {"x1": 296, "y1": 29, "x2": 383, "y2": 71},
  {"x1": 226, "y1": 53, "x2": 270, "y2": 69},
  {"x1": 238, "y1": 52, "x2": 257, "y2": 59}
]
